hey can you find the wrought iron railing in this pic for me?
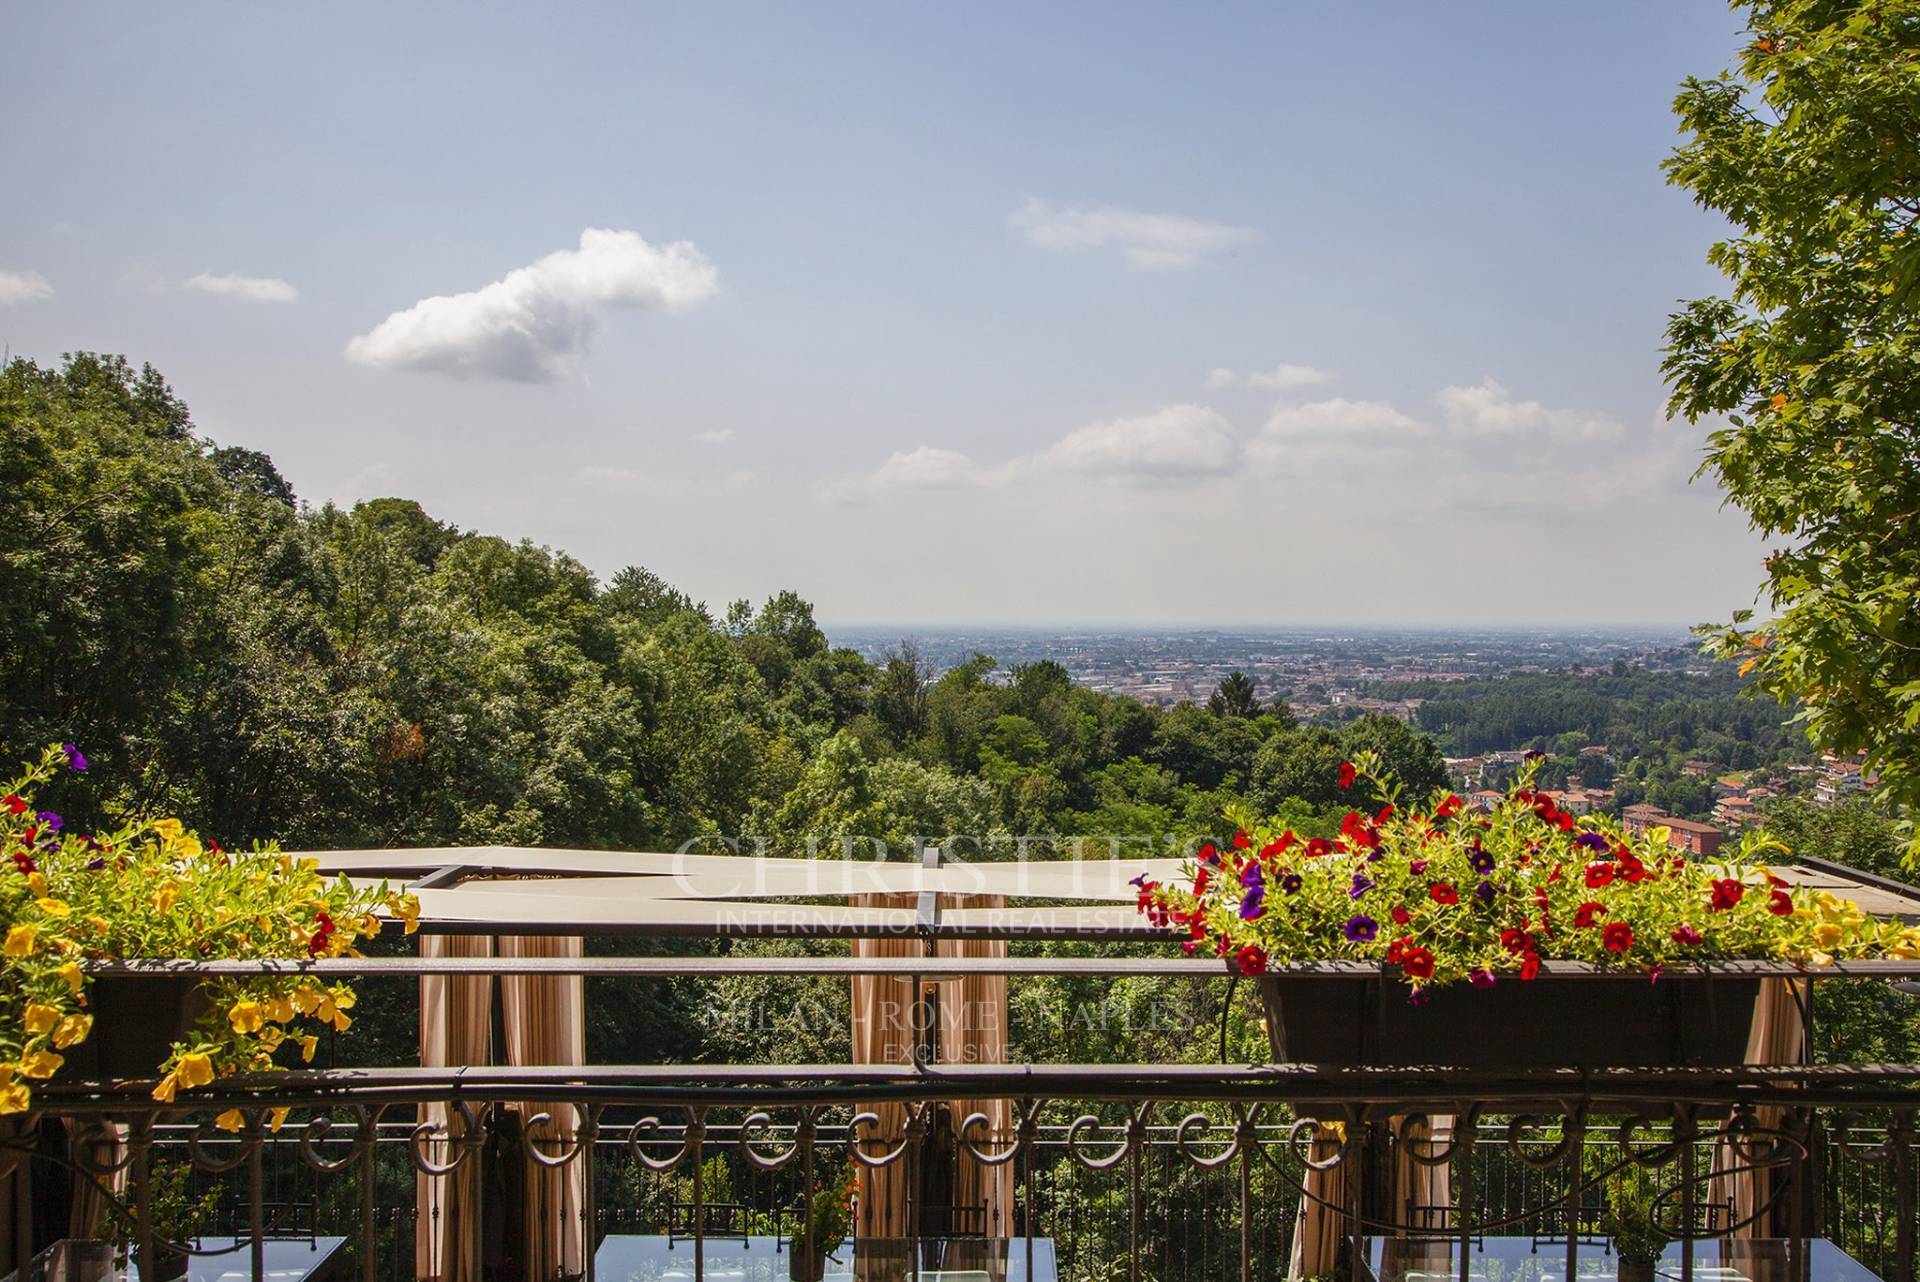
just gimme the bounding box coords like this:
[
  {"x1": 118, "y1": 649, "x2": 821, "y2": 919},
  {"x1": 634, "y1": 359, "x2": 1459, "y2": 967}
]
[{"x1": 5, "y1": 1064, "x2": 1916, "y2": 1282}]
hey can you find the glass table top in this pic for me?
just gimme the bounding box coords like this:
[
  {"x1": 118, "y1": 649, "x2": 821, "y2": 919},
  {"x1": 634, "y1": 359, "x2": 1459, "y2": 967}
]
[
  {"x1": 1369, "y1": 1236, "x2": 1884, "y2": 1282},
  {"x1": 593, "y1": 1235, "x2": 1059, "y2": 1281}
]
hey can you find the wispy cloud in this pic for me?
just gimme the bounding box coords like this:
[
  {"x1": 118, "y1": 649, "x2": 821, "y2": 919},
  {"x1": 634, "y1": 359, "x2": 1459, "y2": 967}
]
[
  {"x1": 1246, "y1": 363, "x2": 1334, "y2": 390},
  {"x1": 692, "y1": 428, "x2": 736, "y2": 445},
  {"x1": 1011, "y1": 199, "x2": 1253, "y2": 269},
  {"x1": 1041, "y1": 404, "x2": 1239, "y2": 477},
  {"x1": 1264, "y1": 398, "x2": 1421, "y2": 435},
  {"x1": 182, "y1": 271, "x2": 299, "y2": 303},
  {"x1": 1205, "y1": 367, "x2": 1237, "y2": 389},
  {"x1": 1435, "y1": 377, "x2": 1621, "y2": 441},
  {"x1": 0, "y1": 269, "x2": 54, "y2": 307},
  {"x1": 347, "y1": 228, "x2": 718, "y2": 382}
]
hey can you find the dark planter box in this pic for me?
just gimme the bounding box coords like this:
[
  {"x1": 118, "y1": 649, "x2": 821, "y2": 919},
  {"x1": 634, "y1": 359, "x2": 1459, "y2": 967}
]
[
  {"x1": 1260, "y1": 973, "x2": 1764, "y2": 1069},
  {"x1": 67, "y1": 974, "x2": 210, "y2": 1082}
]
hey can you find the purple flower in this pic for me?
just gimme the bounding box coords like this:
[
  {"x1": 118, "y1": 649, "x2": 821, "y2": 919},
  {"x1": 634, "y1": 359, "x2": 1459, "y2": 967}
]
[
  {"x1": 85, "y1": 857, "x2": 106, "y2": 871},
  {"x1": 61, "y1": 744, "x2": 87, "y2": 772},
  {"x1": 1474, "y1": 880, "x2": 1496, "y2": 905},
  {"x1": 1349, "y1": 872, "x2": 1375, "y2": 899},
  {"x1": 1240, "y1": 861, "x2": 1264, "y2": 889},
  {"x1": 1239, "y1": 887, "x2": 1265, "y2": 920},
  {"x1": 1280, "y1": 873, "x2": 1303, "y2": 895},
  {"x1": 35, "y1": 811, "x2": 62, "y2": 833},
  {"x1": 1469, "y1": 968, "x2": 1497, "y2": 989},
  {"x1": 1409, "y1": 859, "x2": 1429, "y2": 875},
  {"x1": 1468, "y1": 846, "x2": 1495, "y2": 875},
  {"x1": 1343, "y1": 914, "x2": 1378, "y2": 943},
  {"x1": 1407, "y1": 988, "x2": 1430, "y2": 1007},
  {"x1": 1129, "y1": 873, "x2": 1147, "y2": 888},
  {"x1": 1574, "y1": 831, "x2": 1609, "y2": 852},
  {"x1": 1524, "y1": 749, "x2": 1547, "y2": 761}
]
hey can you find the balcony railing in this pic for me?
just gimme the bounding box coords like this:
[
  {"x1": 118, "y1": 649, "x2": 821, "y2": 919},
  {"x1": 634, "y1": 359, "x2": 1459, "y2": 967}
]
[{"x1": 6, "y1": 1062, "x2": 1917, "y2": 1282}]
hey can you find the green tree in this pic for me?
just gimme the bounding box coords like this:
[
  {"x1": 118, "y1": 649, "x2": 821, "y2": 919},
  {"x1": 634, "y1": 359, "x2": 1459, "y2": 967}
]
[
  {"x1": 1662, "y1": 0, "x2": 1920, "y2": 862},
  {"x1": 1207, "y1": 670, "x2": 1261, "y2": 719}
]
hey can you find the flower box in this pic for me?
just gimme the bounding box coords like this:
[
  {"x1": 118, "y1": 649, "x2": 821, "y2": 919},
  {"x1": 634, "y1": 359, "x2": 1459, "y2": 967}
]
[
  {"x1": 1259, "y1": 971, "x2": 1763, "y2": 1069},
  {"x1": 63, "y1": 973, "x2": 209, "y2": 1082}
]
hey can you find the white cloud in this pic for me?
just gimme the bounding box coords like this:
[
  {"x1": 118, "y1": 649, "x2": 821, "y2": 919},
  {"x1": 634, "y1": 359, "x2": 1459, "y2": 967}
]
[
  {"x1": 346, "y1": 228, "x2": 718, "y2": 382},
  {"x1": 1011, "y1": 199, "x2": 1253, "y2": 269},
  {"x1": 182, "y1": 271, "x2": 299, "y2": 303},
  {"x1": 1043, "y1": 404, "x2": 1240, "y2": 477},
  {"x1": 692, "y1": 428, "x2": 736, "y2": 445},
  {"x1": 1246, "y1": 363, "x2": 1334, "y2": 390},
  {"x1": 822, "y1": 446, "x2": 996, "y2": 505},
  {"x1": 1205, "y1": 367, "x2": 1237, "y2": 389},
  {"x1": 1264, "y1": 398, "x2": 1422, "y2": 435},
  {"x1": 0, "y1": 270, "x2": 53, "y2": 306},
  {"x1": 1435, "y1": 377, "x2": 1621, "y2": 441}
]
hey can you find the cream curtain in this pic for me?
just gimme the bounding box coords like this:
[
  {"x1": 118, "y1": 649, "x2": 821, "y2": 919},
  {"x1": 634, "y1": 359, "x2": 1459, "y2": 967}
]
[
  {"x1": 1713, "y1": 978, "x2": 1805, "y2": 1239},
  {"x1": 850, "y1": 894, "x2": 919, "y2": 1242},
  {"x1": 416, "y1": 934, "x2": 495, "y2": 1282},
  {"x1": 1290, "y1": 1115, "x2": 1453, "y2": 1277},
  {"x1": 498, "y1": 935, "x2": 588, "y2": 1280},
  {"x1": 937, "y1": 895, "x2": 1014, "y2": 1238}
]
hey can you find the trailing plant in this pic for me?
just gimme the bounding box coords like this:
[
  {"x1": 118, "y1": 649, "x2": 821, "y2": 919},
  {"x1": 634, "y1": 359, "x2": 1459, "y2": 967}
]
[
  {"x1": 1601, "y1": 1167, "x2": 1671, "y2": 1267},
  {"x1": 1, "y1": 743, "x2": 419, "y2": 1114},
  {"x1": 1135, "y1": 753, "x2": 1920, "y2": 991}
]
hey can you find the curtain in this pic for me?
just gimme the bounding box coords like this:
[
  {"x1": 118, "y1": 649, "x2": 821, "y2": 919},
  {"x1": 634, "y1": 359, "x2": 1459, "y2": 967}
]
[
  {"x1": 937, "y1": 895, "x2": 1014, "y2": 1238},
  {"x1": 0, "y1": 1118, "x2": 28, "y2": 1274},
  {"x1": 416, "y1": 934, "x2": 494, "y2": 1282},
  {"x1": 1289, "y1": 1123, "x2": 1359, "y2": 1278},
  {"x1": 66, "y1": 1119, "x2": 126, "y2": 1245},
  {"x1": 498, "y1": 934, "x2": 588, "y2": 1280},
  {"x1": 1713, "y1": 978, "x2": 1805, "y2": 1239},
  {"x1": 850, "y1": 894, "x2": 919, "y2": 1243}
]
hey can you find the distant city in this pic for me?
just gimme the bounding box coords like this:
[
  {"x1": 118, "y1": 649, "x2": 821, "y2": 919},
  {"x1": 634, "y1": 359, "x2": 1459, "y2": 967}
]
[{"x1": 828, "y1": 626, "x2": 1708, "y2": 716}]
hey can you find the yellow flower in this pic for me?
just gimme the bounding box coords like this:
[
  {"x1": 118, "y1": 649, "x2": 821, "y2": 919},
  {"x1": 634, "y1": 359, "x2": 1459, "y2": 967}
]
[
  {"x1": 52, "y1": 1014, "x2": 92, "y2": 1049},
  {"x1": 152, "y1": 818, "x2": 183, "y2": 843},
  {"x1": 2, "y1": 925, "x2": 37, "y2": 957},
  {"x1": 292, "y1": 984, "x2": 322, "y2": 1016},
  {"x1": 175, "y1": 1052, "x2": 215, "y2": 1089},
  {"x1": 330, "y1": 987, "x2": 356, "y2": 1012},
  {"x1": 297, "y1": 1035, "x2": 318, "y2": 1063},
  {"x1": 23, "y1": 1004, "x2": 58, "y2": 1036},
  {"x1": 151, "y1": 1073, "x2": 179, "y2": 1104},
  {"x1": 0, "y1": 1084, "x2": 29, "y2": 1114},
  {"x1": 54, "y1": 962, "x2": 83, "y2": 995},
  {"x1": 214, "y1": 1108, "x2": 245, "y2": 1133},
  {"x1": 1812, "y1": 922, "x2": 1845, "y2": 948},
  {"x1": 25, "y1": 873, "x2": 47, "y2": 896},
  {"x1": 19, "y1": 1050, "x2": 63, "y2": 1079},
  {"x1": 330, "y1": 1010, "x2": 353, "y2": 1033},
  {"x1": 34, "y1": 897, "x2": 69, "y2": 917},
  {"x1": 152, "y1": 886, "x2": 179, "y2": 914},
  {"x1": 263, "y1": 995, "x2": 295, "y2": 1024},
  {"x1": 228, "y1": 1000, "x2": 266, "y2": 1034},
  {"x1": 174, "y1": 835, "x2": 203, "y2": 861},
  {"x1": 268, "y1": 1107, "x2": 290, "y2": 1133}
]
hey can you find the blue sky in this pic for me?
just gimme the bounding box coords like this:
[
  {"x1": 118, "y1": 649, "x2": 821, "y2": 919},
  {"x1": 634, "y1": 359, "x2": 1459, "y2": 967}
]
[{"x1": 2, "y1": 2, "x2": 1772, "y2": 626}]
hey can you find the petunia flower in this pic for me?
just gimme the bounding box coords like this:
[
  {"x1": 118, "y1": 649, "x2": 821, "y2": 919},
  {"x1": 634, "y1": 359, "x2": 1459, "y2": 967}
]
[
  {"x1": 1603, "y1": 922, "x2": 1634, "y2": 953},
  {"x1": 1236, "y1": 944, "x2": 1268, "y2": 976},
  {"x1": 1768, "y1": 889, "x2": 1794, "y2": 916},
  {"x1": 1585, "y1": 863, "x2": 1615, "y2": 889},
  {"x1": 61, "y1": 744, "x2": 87, "y2": 772},
  {"x1": 1349, "y1": 873, "x2": 1374, "y2": 899},
  {"x1": 1238, "y1": 887, "x2": 1265, "y2": 921},
  {"x1": 1709, "y1": 879, "x2": 1744, "y2": 912},
  {"x1": 1473, "y1": 880, "x2": 1495, "y2": 905},
  {"x1": 1390, "y1": 905, "x2": 1411, "y2": 925},
  {"x1": 1280, "y1": 873, "x2": 1303, "y2": 895},
  {"x1": 1573, "y1": 831, "x2": 1609, "y2": 852},
  {"x1": 1, "y1": 794, "x2": 24, "y2": 815},
  {"x1": 34, "y1": 812, "x2": 61, "y2": 833},
  {"x1": 1468, "y1": 846, "x2": 1495, "y2": 876},
  {"x1": 1337, "y1": 761, "x2": 1357, "y2": 790},
  {"x1": 1232, "y1": 829, "x2": 1252, "y2": 850},
  {"x1": 1434, "y1": 794, "x2": 1464, "y2": 819},
  {"x1": 1519, "y1": 951, "x2": 1541, "y2": 981},
  {"x1": 1401, "y1": 947, "x2": 1435, "y2": 980},
  {"x1": 1468, "y1": 969, "x2": 1497, "y2": 989},
  {"x1": 1573, "y1": 901, "x2": 1605, "y2": 929},
  {"x1": 1670, "y1": 924, "x2": 1704, "y2": 946},
  {"x1": 1343, "y1": 914, "x2": 1378, "y2": 943},
  {"x1": 1428, "y1": 883, "x2": 1458, "y2": 906}
]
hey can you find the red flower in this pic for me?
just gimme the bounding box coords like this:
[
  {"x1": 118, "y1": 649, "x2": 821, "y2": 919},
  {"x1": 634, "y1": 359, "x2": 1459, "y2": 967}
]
[
  {"x1": 1340, "y1": 810, "x2": 1380, "y2": 850},
  {"x1": 1428, "y1": 883, "x2": 1459, "y2": 906},
  {"x1": 1671, "y1": 923, "x2": 1703, "y2": 947},
  {"x1": 1193, "y1": 867, "x2": 1211, "y2": 896},
  {"x1": 308, "y1": 911, "x2": 337, "y2": 958},
  {"x1": 1, "y1": 794, "x2": 25, "y2": 816},
  {"x1": 1390, "y1": 905, "x2": 1411, "y2": 925},
  {"x1": 1603, "y1": 922, "x2": 1634, "y2": 953},
  {"x1": 1259, "y1": 833, "x2": 1295, "y2": 859},
  {"x1": 1519, "y1": 951, "x2": 1542, "y2": 981},
  {"x1": 1616, "y1": 852, "x2": 1648, "y2": 883},
  {"x1": 1434, "y1": 794, "x2": 1464, "y2": 819},
  {"x1": 1500, "y1": 928, "x2": 1531, "y2": 954},
  {"x1": 1401, "y1": 947, "x2": 1435, "y2": 980},
  {"x1": 1584, "y1": 863, "x2": 1615, "y2": 889},
  {"x1": 1198, "y1": 843, "x2": 1220, "y2": 865},
  {"x1": 1232, "y1": 828, "x2": 1252, "y2": 850},
  {"x1": 1709, "y1": 878, "x2": 1745, "y2": 911},
  {"x1": 1385, "y1": 937, "x2": 1407, "y2": 964},
  {"x1": 1337, "y1": 761, "x2": 1357, "y2": 790},
  {"x1": 1573, "y1": 901, "x2": 1604, "y2": 929},
  {"x1": 1236, "y1": 944, "x2": 1268, "y2": 976},
  {"x1": 1306, "y1": 838, "x2": 1335, "y2": 859},
  {"x1": 1768, "y1": 889, "x2": 1794, "y2": 917}
]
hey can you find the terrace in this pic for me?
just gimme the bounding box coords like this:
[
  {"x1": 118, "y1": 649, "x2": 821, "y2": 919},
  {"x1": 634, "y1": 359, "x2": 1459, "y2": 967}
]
[{"x1": 4, "y1": 846, "x2": 1919, "y2": 1282}]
